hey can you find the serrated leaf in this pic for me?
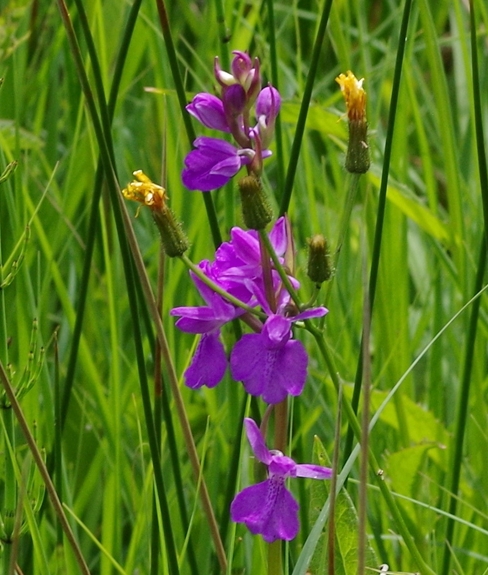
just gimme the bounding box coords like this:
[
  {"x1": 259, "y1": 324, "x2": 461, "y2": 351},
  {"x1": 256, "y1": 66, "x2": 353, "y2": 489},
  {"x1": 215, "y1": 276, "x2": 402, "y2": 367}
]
[{"x1": 343, "y1": 385, "x2": 449, "y2": 468}]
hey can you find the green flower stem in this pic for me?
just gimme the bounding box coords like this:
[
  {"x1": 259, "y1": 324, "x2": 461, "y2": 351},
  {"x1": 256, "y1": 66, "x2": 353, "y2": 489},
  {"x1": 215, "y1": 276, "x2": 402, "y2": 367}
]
[
  {"x1": 267, "y1": 399, "x2": 287, "y2": 574},
  {"x1": 268, "y1": 540, "x2": 282, "y2": 575},
  {"x1": 179, "y1": 254, "x2": 267, "y2": 320},
  {"x1": 213, "y1": 0, "x2": 230, "y2": 69},
  {"x1": 343, "y1": 0, "x2": 413, "y2": 464},
  {"x1": 265, "y1": 0, "x2": 284, "y2": 192},
  {"x1": 307, "y1": 325, "x2": 436, "y2": 575},
  {"x1": 279, "y1": 0, "x2": 334, "y2": 215},
  {"x1": 0, "y1": 362, "x2": 91, "y2": 575},
  {"x1": 259, "y1": 234, "x2": 277, "y2": 313},
  {"x1": 258, "y1": 229, "x2": 302, "y2": 310},
  {"x1": 154, "y1": 0, "x2": 222, "y2": 249},
  {"x1": 326, "y1": 174, "x2": 361, "y2": 299}
]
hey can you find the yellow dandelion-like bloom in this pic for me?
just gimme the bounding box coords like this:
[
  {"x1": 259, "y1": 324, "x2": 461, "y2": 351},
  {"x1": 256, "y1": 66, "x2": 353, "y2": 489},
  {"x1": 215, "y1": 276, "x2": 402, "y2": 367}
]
[
  {"x1": 122, "y1": 170, "x2": 189, "y2": 257},
  {"x1": 122, "y1": 170, "x2": 168, "y2": 212},
  {"x1": 335, "y1": 71, "x2": 366, "y2": 122}
]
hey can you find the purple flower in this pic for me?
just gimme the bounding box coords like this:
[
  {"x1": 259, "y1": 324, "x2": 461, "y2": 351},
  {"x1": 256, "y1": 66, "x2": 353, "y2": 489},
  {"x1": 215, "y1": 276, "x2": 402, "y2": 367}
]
[
  {"x1": 182, "y1": 136, "x2": 253, "y2": 191},
  {"x1": 182, "y1": 332, "x2": 227, "y2": 389},
  {"x1": 255, "y1": 86, "x2": 281, "y2": 149},
  {"x1": 230, "y1": 308, "x2": 327, "y2": 404},
  {"x1": 186, "y1": 94, "x2": 230, "y2": 132},
  {"x1": 231, "y1": 418, "x2": 332, "y2": 542},
  {"x1": 170, "y1": 272, "x2": 241, "y2": 388}
]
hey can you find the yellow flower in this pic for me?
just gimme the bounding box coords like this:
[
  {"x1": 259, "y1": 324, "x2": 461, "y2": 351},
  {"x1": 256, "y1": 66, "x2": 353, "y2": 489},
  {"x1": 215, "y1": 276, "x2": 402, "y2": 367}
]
[
  {"x1": 122, "y1": 170, "x2": 189, "y2": 257},
  {"x1": 335, "y1": 71, "x2": 366, "y2": 122},
  {"x1": 122, "y1": 170, "x2": 167, "y2": 212}
]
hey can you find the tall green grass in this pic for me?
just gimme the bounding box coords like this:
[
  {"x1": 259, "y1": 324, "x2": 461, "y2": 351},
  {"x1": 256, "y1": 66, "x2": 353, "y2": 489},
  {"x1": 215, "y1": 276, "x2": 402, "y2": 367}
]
[{"x1": 1, "y1": 0, "x2": 488, "y2": 573}]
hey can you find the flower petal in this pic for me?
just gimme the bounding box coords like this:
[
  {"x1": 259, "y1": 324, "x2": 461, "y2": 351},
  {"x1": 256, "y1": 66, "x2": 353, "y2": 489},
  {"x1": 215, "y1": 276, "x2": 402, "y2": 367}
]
[
  {"x1": 186, "y1": 93, "x2": 230, "y2": 132},
  {"x1": 231, "y1": 478, "x2": 299, "y2": 543},
  {"x1": 184, "y1": 332, "x2": 227, "y2": 389},
  {"x1": 182, "y1": 137, "x2": 243, "y2": 191},
  {"x1": 294, "y1": 463, "x2": 333, "y2": 480},
  {"x1": 244, "y1": 418, "x2": 272, "y2": 465}
]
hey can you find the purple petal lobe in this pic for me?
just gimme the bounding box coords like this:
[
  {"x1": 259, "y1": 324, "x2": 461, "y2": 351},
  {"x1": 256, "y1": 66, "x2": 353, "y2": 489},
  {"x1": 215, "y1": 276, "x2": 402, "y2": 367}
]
[
  {"x1": 244, "y1": 418, "x2": 272, "y2": 465},
  {"x1": 231, "y1": 478, "x2": 299, "y2": 543},
  {"x1": 186, "y1": 93, "x2": 230, "y2": 132},
  {"x1": 231, "y1": 331, "x2": 308, "y2": 403},
  {"x1": 182, "y1": 137, "x2": 243, "y2": 191},
  {"x1": 294, "y1": 463, "x2": 333, "y2": 480},
  {"x1": 184, "y1": 333, "x2": 227, "y2": 389}
]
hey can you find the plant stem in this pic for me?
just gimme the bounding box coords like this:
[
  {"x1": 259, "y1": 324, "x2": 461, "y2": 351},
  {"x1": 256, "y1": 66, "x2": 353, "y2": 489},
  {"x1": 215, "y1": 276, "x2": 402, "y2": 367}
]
[
  {"x1": 279, "y1": 0, "x2": 334, "y2": 214},
  {"x1": 180, "y1": 254, "x2": 266, "y2": 319},
  {"x1": 442, "y1": 0, "x2": 488, "y2": 570},
  {"x1": 343, "y1": 0, "x2": 413, "y2": 464},
  {"x1": 268, "y1": 540, "x2": 282, "y2": 575},
  {"x1": 0, "y1": 362, "x2": 91, "y2": 575}
]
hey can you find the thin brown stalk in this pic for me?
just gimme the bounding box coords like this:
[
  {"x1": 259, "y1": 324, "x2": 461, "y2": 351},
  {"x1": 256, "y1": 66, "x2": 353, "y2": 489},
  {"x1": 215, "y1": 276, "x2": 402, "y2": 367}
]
[
  {"x1": 0, "y1": 362, "x2": 91, "y2": 575},
  {"x1": 117, "y1": 192, "x2": 228, "y2": 572}
]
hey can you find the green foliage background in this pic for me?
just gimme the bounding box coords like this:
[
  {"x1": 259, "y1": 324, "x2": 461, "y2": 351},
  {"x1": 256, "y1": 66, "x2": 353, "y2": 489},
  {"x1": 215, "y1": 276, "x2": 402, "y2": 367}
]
[{"x1": 1, "y1": 0, "x2": 487, "y2": 573}]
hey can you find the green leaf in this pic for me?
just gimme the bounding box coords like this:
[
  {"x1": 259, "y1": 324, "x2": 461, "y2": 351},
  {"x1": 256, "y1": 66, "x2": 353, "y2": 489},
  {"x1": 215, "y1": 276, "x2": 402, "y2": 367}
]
[{"x1": 308, "y1": 437, "x2": 377, "y2": 575}]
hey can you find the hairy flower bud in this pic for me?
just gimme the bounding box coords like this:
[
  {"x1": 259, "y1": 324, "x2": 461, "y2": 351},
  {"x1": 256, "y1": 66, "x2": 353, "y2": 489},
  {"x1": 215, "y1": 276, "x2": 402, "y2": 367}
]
[
  {"x1": 238, "y1": 175, "x2": 273, "y2": 230},
  {"x1": 307, "y1": 234, "x2": 333, "y2": 284},
  {"x1": 123, "y1": 171, "x2": 189, "y2": 257},
  {"x1": 336, "y1": 71, "x2": 370, "y2": 174}
]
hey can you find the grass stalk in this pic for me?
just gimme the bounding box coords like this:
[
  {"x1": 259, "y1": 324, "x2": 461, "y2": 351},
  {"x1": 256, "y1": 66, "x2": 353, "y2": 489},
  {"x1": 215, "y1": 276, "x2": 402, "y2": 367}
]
[
  {"x1": 60, "y1": 0, "x2": 144, "y2": 426},
  {"x1": 264, "y1": 0, "x2": 285, "y2": 192},
  {"x1": 343, "y1": 0, "x2": 413, "y2": 464},
  {"x1": 154, "y1": 0, "x2": 222, "y2": 248},
  {"x1": 441, "y1": 0, "x2": 488, "y2": 570},
  {"x1": 0, "y1": 362, "x2": 91, "y2": 575},
  {"x1": 56, "y1": 3, "x2": 181, "y2": 570},
  {"x1": 279, "y1": 0, "x2": 334, "y2": 215}
]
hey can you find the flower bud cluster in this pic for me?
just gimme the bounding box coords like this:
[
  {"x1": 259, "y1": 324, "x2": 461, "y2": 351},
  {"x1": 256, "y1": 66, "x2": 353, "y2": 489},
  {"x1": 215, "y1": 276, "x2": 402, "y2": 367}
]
[{"x1": 182, "y1": 51, "x2": 281, "y2": 191}]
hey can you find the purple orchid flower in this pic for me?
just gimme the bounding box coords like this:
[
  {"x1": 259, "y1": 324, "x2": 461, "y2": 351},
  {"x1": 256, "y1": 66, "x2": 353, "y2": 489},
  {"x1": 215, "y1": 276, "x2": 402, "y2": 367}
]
[
  {"x1": 182, "y1": 136, "x2": 253, "y2": 191},
  {"x1": 231, "y1": 418, "x2": 332, "y2": 542},
  {"x1": 230, "y1": 307, "x2": 327, "y2": 404},
  {"x1": 170, "y1": 268, "x2": 241, "y2": 389},
  {"x1": 255, "y1": 86, "x2": 281, "y2": 149},
  {"x1": 186, "y1": 93, "x2": 230, "y2": 132}
]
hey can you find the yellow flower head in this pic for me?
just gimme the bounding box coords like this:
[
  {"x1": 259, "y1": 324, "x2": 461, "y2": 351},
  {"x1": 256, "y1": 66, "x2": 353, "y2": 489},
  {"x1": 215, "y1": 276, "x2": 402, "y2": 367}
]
[
  {"x1": 122, "y1": 170, "x2": 167, "y2": 212},
  {"x1": 335, "y1": 71, "x2": 366, "y2": 122}
]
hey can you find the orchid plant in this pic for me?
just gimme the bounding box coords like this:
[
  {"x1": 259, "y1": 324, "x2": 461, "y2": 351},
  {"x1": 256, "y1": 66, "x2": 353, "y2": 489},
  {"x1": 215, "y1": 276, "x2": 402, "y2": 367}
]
[{"x1": 123, "y1": 50, "x2": 369, "y2": 565}]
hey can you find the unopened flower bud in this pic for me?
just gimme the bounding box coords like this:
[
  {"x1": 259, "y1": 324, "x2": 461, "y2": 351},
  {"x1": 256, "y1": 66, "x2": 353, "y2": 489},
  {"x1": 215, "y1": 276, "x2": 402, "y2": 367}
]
[
  {"x1": 123, "y1": 171, "x2": 189, "y2": 257},
  {"x1": 307, "y1": 234, "x2": 333, "y2": 284},
  {"x1": 238, "y1": 175, "x2": 273, "y2": 230},
  {"x1": 336, "y1": 71, "x2": 370, "y2": 174}
]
